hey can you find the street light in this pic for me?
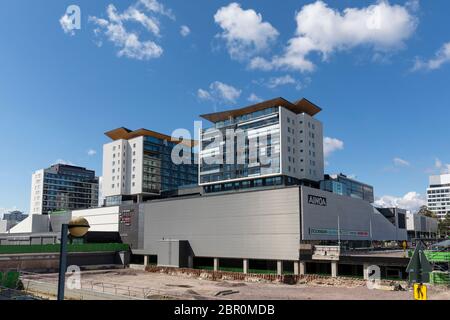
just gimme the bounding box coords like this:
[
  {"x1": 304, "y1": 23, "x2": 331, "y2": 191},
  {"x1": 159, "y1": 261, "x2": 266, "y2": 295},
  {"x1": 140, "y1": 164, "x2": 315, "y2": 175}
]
[{"x1": 57, "y1": 217, "x2": 90, "y2": 300}]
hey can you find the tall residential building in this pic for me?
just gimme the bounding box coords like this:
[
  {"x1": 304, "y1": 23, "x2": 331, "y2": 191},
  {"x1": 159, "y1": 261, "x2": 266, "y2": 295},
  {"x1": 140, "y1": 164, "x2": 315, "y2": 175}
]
[
  {"x1": 0, "y1": 210, "x2": 28, "y2": 232},
  {"x1": 427, "y1": 173, "x2": 450, "y2": 220},
  {"x1": 320, "y1": 173, "x2": 374, "y2": 203},
  {"x1": 199, "y1": 97, "x2": 324, "y2": 193},
  {"x1": 102, "y1": 127, "x2": 198, "y2": 205},
  {"x1": 30, "y1": 164, "x2": 99, "y2": 215}
]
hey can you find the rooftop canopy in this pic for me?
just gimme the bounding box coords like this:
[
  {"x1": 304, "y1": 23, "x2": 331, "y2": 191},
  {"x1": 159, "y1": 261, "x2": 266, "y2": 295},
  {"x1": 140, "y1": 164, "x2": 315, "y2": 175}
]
[
  {"x1": 105, "y1": 127, "x2": 196, "y2": 146},
  {"x1": 200, "y1": 97, "x2": 322, "y2": 123}
]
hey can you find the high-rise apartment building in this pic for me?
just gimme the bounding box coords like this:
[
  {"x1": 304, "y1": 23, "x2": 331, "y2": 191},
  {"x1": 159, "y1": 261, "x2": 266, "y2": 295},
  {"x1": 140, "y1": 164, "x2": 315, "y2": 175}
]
[
  {"x1": 102, "y1": 127, "x2": 198, "y2": 205},
  {"x1": 30, "y1": 164, "x2": 99, "y2": 215},
  {"x1": 427, "y1": 173, "x2": 450, "y2": 220},
  {"x1": 199, "y1": 97, "x2": 324, "y2": 193}
]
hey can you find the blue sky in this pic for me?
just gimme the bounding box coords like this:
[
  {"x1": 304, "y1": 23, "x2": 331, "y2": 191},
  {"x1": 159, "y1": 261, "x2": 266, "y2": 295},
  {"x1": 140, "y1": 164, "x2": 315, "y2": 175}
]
[{"x1": 1, "y1": 0, "x2": 450, "y2": 215}]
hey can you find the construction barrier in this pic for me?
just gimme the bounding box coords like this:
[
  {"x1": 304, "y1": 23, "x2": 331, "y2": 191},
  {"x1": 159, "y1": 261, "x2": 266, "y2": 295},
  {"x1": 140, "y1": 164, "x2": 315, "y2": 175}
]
[{"x1": 429, "y1": 271, "x2": 450, "y2": 285}]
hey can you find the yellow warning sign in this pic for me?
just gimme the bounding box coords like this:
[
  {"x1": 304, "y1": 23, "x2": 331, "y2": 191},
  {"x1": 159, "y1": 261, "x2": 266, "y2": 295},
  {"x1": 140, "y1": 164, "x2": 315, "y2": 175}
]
[{"x1": 414, "y1": 283, "x2": 427, "y2": 300}]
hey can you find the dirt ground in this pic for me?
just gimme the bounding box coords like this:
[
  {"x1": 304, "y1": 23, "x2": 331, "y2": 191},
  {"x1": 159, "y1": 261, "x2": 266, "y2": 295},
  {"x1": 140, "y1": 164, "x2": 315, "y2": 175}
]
[{"x1": 34, "y1": 269, "x2": 449, "y2": 300}]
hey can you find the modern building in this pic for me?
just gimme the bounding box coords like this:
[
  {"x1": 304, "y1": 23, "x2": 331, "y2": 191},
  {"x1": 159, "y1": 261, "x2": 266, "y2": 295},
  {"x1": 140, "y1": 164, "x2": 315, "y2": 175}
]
[
  {"x1": 0, "y1": 211, "x2": 28, "y2": 232},
  {"x1": 199, "y1": 97, "x2": 324, "y2": 193},
  {"x1": 405, "y1": 212, "x2": 439, "y2": 240},
  {"x1": 29, "y1": 164, "x2": 99, "y2": 215},
  {"x1": 321, "y1": 174, "x2": 374, "y2": 203},
  {"x1": 102, "y1": 127, "x2": 198, "y2": 206},
  {"x1": 427, "y1": 173, "x2": 450, "y2": 220}
]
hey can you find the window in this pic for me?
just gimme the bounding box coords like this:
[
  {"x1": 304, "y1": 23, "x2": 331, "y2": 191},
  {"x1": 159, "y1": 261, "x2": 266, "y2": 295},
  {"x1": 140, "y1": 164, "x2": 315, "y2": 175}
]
[{"x1": 112, "y1": 184, "x2": 115, "y2": 188}]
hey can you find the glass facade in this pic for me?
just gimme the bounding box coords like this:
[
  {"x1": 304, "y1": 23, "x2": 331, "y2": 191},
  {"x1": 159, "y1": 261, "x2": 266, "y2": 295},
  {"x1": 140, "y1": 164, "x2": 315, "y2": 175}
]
[
  {"x1": 142, "y1": 136, "x2": 197, "y2": 193},
  {"x1": 41, "y1": 164, "x2": 99, "y2": 213},
  {"x1": 320, "y1": 174, "x2": 374, "y2": 203},
  {"x1": 200, "y1": 108, "x2": 281, "y2": 185}
]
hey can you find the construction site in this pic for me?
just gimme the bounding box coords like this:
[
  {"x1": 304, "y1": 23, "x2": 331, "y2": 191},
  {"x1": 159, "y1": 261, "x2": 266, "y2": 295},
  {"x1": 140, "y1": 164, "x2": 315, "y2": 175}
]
[{"x1": 1, "y1": 236, "x2": 448, "y2": 300}]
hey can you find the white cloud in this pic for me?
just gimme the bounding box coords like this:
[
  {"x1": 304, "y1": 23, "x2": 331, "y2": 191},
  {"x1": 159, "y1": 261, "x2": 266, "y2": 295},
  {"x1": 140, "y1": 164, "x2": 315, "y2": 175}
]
[
  {"x1": 393, "y1": 157, "x2": 410, "y2": 167},
  {"x1": 89, "y1": 1, "x2": 175, "y2": 60},
  {"x1": 252, "y1": 0, "x2": 417, "y2": 72},
  {"x1": 405, "y1": 0, "x2": 420, "y2": 13},
  {"x1": 87, "y1": 149, "x2": 97, "y2": 156},
  {"x1": 247, "y1": 93, "x2": 263, "y2": 103},
  {"x1": 434, "y1": 158, "x2": 450, "y2": 174},
  {"x1": 197, "y1": 89, "x2": 212, "y2": 101},
  {"x1": 266, "y1": 75, "x2": 296, "y2": 88},
  {"x1": 375, "y1": 191, "x2": 425, "y2": 213},
  {"x1": 197, "y1": 81, "x2": 242, "y2": 104},
  {"x1": 214, "y1": 3, "x2": 279, "y2": 60},
  {"x1": 413, "y1": 42, "x2": 450, "y2": 71},
  {"x1": 180, "y1": 25, "x2": 191, "y2": 37},
  {"x1": 253, "y1": 75, "x2": 312, "y2": 91},
  {"x1": 323, "y1": 137, "x2": 344, "y2": 158},
  {"x1": 139, "y1": 0, "x2": 175, "y2": 20},
  {"x1": 60, "y1": 13, "x2": 77, "y2": 36}
]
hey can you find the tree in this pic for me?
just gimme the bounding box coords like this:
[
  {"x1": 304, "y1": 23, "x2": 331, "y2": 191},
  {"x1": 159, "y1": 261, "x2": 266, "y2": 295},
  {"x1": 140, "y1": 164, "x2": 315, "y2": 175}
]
[
  {"x1": 417, "y1": 205, "x2": 437, "y2": 218},
  {"x1": 438, "y1": 214, "x2": 450, "y2": 238}
]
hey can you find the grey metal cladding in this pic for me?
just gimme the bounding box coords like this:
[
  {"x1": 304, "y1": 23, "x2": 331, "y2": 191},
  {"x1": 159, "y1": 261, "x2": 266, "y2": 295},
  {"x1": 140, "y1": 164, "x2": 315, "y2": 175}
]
[
  {"x1": 300, "y1": 186, "x2": 404, "y2": 241},
  {"x1": 142, "y1": 187, "x2": 301, "y2": 261}
]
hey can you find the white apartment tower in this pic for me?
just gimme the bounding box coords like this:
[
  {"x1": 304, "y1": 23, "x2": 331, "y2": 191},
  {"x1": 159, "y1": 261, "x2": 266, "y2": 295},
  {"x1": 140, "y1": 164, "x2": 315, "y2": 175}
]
[
  {"x1": 199, "y1": 97, "x2": 324, "y2": 193},
  {"x1": 102, "y1": 128, "x2": 198, "y2": 206},
  {"x1": 427, "y1": 173, "x2": 450, "y2": 220}
]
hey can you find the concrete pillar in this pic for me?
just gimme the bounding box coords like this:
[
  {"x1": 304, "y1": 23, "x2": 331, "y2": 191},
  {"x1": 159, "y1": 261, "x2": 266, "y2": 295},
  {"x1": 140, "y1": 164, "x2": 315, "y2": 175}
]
[
  {"x1": 363, "y1": 263, "x2": 370, "y2": 280},
  {"x1": 277, "y1": 260, "x2": 283, "y2": 276},
  {"x1": 188, "y1": 255, "x2": 194, "y2": 269},
  {"x1": 299, "y1": 261, "x2": 306, "y2": 275},
  {"x1": 143, "y1": 255, "x2": 149, "y2": 266},
  {"x1": 293, "y1": 261, "x2": 300, "y2": 275},
  {"x1": 243, "y1": 259, "x2": 249, "y2": 274},
  {"x1": 214, "y1": 258, "x2": 219, "y2": 272},
  {"x1": 331, "y1": 261, "x2": 338, "y2": 278}
]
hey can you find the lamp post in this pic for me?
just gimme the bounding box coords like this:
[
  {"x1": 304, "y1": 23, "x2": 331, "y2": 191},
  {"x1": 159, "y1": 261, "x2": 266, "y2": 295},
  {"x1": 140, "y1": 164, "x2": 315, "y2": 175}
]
[
  {"x1": 57, "y1": 224, "x2": 69, "y2": 300},
  {"x1": 57, "y1": 217, "x2": 90, "y2": 300}
]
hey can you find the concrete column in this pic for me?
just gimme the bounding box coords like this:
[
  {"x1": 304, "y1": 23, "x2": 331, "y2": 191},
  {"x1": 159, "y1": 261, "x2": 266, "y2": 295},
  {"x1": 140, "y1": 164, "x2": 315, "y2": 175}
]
[
  {"x1": 363, "y1": 263, "x2": 370, "y2": 280},
  {"x1": 299, "y1": 261, "x2": 306, "y2": 275},
  {"x1": 277, "y1": 260, "x2": 283, "y2": 276},
  {"x1": 143, "y1": 255, "x2": 149, "y2": 266},
  {"x1": 243, "y1": 259, "x2": 249, "y2": 274},
  {"x1": 214, "y1": 258, "x2": 219, "y2": 272},
  {"x1": 188, "y1": 256, "x2": 194, "y2": 269},
  {"x1": 293, "y1": 261, "x2": 300, "y2": 275},
  {"x1": 331, "y1": 261, "x2": 338, "y2": 278}
]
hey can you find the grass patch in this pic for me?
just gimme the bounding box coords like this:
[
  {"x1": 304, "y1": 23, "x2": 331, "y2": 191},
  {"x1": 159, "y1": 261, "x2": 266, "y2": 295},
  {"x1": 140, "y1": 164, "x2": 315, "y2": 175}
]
[{"x1": 0, "y1": 243, "x2": 129, "y2": 254}]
